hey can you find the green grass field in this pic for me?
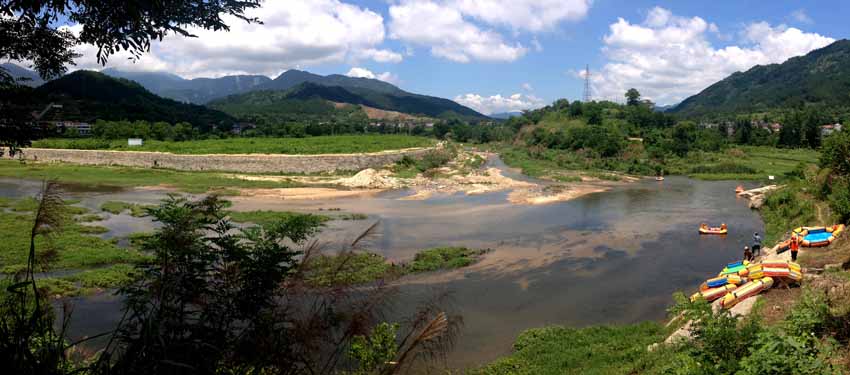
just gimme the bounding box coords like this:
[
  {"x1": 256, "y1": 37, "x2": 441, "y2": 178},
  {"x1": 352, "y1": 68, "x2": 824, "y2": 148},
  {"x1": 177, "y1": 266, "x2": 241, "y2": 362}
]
[
  {"x1": 32, "y1": 135, "x2": 434, "y2": 155},
  {"x1": 678, "y1": 146, "x2": 820, "y2": 181},
  {"x1": 0, "y1": 160, "x2": 300, "y2": 193}
]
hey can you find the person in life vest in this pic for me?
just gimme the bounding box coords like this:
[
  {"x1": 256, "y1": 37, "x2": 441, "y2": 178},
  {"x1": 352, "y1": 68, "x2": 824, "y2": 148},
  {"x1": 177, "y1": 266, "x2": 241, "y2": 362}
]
[
  {"x1": 721, "y1": 223, "x2": 727, "y2": 231},
  {"x1": 790, "y1": 234, "x2": 800, "y2": 261}
]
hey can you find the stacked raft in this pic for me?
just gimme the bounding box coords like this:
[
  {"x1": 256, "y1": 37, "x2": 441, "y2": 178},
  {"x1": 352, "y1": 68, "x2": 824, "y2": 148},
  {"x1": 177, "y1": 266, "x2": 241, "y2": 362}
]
[
  {"x1": 793, "y1": 224, "x2": 845, "y2": 247},
  {"x1": 691, "y1": 260, "x2": 802, "y2": 308}
]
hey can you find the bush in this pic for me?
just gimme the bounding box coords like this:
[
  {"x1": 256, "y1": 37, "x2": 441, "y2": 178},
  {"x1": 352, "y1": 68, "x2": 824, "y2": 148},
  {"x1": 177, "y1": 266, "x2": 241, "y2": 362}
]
[
  {"x1": 416, "y1": 149, "x2": 454, "y2": 171},
  {"x1": 820, "y1": 129, "x2": 850, "y2": 175},
  {"x1": 406, "y1": 247, "x2": 484, "y2": 273},
  {"x1": 828, "y1": 177, "x2": 850, "y2": 224}
]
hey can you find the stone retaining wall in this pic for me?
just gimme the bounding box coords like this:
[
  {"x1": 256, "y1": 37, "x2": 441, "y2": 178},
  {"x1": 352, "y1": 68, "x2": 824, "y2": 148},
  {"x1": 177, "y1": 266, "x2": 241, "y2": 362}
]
[{"x1": 4, "y1": 147, "x2": 433, "y2": 174}]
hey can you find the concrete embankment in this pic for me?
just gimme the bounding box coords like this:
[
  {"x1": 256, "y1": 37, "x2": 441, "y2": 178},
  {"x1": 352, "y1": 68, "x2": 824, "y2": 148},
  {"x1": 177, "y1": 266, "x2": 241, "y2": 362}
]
[{"x1": 2, "y1": 147, "x2": 433, "y2": 174}]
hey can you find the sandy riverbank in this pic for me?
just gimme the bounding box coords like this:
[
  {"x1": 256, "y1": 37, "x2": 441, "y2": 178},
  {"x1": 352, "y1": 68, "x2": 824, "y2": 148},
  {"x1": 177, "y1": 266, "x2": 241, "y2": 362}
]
[{"x1": 225, "y1": 151, "x2": 637, "y2": 205}]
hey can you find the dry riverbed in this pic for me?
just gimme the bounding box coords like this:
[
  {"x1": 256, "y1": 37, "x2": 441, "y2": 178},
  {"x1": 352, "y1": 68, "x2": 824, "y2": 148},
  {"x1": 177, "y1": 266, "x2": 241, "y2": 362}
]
[{"x1": 225, "y1": 151, "x2": 635, "y2": 205}]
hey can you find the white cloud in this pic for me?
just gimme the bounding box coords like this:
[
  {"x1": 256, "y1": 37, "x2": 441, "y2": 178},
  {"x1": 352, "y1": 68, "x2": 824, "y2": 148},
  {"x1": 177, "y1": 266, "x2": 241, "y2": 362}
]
[
  {"x1": 590, "y1": 7, "x2": 834, "y2": 105},
  {"x1": 454, "y1": 92, "x2": 544, "y2": 114},
  {"x1": 389, "y1": 0, "x2": 525, "y2": 63},
  {"x1": 345, "y1": 67, "x2": 400, "y2": 84},
  {"x1": 66, "y1": 0, "x2": 402, "y2": 78},
  {"x1": 521, "y1": 83, "x2": 533, "y2": 91},
  {"x1": 388, "y1": 0, "x2": 590, "y2": 63},
  {"x1": 790, "y1": 9, "x2": 813, "y2": 24},
  {"x1": 452, "y1": 0, "x2": 591, "y2": 32}
]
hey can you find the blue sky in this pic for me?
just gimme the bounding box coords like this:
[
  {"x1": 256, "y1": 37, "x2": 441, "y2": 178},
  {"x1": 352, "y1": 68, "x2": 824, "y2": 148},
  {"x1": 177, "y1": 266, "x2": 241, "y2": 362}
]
[{"x1": 61, "y1": 1, "x2": 848, "y2": 114}]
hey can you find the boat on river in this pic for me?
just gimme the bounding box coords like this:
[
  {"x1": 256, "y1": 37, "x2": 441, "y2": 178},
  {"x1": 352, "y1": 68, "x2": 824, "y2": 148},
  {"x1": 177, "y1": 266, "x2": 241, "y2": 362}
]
[{"x1": 699, "y1": 223, "x2": 727, "y2": 235}]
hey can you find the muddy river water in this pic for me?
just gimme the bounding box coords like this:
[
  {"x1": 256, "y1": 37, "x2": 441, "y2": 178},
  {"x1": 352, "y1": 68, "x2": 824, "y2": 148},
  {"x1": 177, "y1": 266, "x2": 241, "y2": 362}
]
[{"x1": 0, "y1": 172, "x2": 764, "y2": 370}]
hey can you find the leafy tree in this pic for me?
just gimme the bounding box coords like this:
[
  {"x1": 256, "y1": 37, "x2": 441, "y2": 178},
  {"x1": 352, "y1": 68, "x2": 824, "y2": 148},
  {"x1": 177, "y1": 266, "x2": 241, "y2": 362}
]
[
  {"x1": 625, "y1": 88, "x2": 641, "y2": 106},
  {"x1": 734, "y1": 118, "x2": 753, "y2": 145},
  {"x1": 671, "y1": 122, "x2": 697, "y2": 156},
  {"x1": 820, "y1": 129, "x2": 850, "y2": 176}
]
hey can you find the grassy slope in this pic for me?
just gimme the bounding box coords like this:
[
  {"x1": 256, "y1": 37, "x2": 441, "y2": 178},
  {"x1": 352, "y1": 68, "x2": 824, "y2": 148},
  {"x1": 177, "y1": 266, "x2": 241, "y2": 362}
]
[
  {"x1": 0, "y1": 160, "x2": 299, "y2": 193},
  {"x1": 476, "y1": 323, "x2": 667, "y2": 375},
  {"x1": 32, "y1": 135, "x2": 434, "y2": 154}
]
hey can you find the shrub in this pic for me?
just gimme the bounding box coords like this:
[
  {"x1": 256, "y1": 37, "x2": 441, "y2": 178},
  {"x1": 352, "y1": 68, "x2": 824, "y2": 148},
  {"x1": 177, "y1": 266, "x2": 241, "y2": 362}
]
[
  {"x1": 416, "y1": 149, "x2": 454, "y2": 171},
  {"x1": 828, "y1": 177, "x2": 850, "y2": 224}
]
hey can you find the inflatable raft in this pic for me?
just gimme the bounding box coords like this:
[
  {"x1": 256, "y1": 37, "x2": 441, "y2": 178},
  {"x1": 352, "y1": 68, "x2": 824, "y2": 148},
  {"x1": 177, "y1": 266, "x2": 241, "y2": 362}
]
[
  {"x1": 699, "y1": 223, "x2": 728, "y2": 235},
  {"x1": 720, "y1": 261, "x2": 749, "y2": 276},
  {"x1": 793, "y1": 224, "x2": 845, "y2": 247},
  {"x1": 691, "y1": 284, "x2": 737, "y2": 302},
  {"x1": 694, "y1": 261, "x2": 803, "y2": 307},
  {"x1": 720, "y1": 277, "x2": 774, "y2": 309}
]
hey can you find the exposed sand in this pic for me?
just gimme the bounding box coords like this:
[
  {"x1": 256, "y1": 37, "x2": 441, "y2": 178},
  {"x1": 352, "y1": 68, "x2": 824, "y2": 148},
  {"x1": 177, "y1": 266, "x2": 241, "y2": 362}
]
[
  {"x1": 225, "y1": 150, "x2": 635, "y2": 206},
  {"x1": 507, "y1": 185, "x2": 609, "y2": 205}
]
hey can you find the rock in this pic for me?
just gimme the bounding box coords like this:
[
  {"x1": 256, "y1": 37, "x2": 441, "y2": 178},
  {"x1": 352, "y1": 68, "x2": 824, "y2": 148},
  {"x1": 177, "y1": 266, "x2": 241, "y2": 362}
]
[
  {"x1": 335, "y1": 168, "x2": 401, "y2": 189},
  {"x1": 748, "y1": 195, "x2": 765, "y2": 209}
]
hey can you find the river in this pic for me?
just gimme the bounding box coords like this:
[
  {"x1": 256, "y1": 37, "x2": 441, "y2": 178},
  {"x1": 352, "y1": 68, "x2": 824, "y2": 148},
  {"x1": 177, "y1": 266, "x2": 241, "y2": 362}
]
[{"x1": 0, "y1": 170, "x2": 763, "y2": 370}]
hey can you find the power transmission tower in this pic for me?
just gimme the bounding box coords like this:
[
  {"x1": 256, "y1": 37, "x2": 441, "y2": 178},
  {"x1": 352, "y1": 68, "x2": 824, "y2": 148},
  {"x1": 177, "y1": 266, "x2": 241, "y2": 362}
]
[{"x1": 582, "y1": 64, "x2": 592, "y2": 102}]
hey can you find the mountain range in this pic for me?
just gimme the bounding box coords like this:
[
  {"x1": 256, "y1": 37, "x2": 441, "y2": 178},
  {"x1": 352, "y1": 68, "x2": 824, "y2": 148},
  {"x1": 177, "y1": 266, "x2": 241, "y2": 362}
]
[
  {"x1": 33, "y1": 70, "x2": 234, "y2": 129},
  {"x1": 2, "y1": 63, "x2": 487, "y2": 121},
  {"x1": 1, "y1": 62, "x2": 45, "y2": 87},
  {"x1": 672, "y1": 39, "x2": 850, "y2": 117}
]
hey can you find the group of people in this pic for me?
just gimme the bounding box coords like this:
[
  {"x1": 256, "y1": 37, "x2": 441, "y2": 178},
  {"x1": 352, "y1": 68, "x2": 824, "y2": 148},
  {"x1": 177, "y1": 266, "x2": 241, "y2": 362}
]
[{"x1": 743, "y1": 231, "x2": 800, "y2": 262}]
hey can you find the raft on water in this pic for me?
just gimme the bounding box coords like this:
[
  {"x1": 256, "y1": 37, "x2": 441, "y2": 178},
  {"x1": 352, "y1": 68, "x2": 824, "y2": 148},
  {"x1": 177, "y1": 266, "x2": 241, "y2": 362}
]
[
  {"x1": 793, "y1": 224, "x2": 845, "y2": 247},
  {"x1": 699, "y1": 223, "x2": 728, "y2": 235}
]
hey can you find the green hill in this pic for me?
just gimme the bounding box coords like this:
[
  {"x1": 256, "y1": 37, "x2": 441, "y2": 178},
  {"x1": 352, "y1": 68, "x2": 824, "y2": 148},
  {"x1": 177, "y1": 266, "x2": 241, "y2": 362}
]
[
  {"x1": 210, "y1": 82, "x2": 487, "y2": 121},
  {"x1": 35, "y1": 71, "x2": 234, "y2": 130},
  {"x1": 671, "y1": 39, "x2": 850, "y2": 117}
]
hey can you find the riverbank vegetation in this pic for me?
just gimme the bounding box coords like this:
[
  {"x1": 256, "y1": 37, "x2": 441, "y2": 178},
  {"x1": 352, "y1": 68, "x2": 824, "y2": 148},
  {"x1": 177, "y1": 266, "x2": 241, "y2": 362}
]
[
  {"x1": 2, "y1": 192, "x2": 460, "y2": 374},
  {"x1": 0, "y1": 160, "x2": 301, "y2": 193},
  {"x1": 33, "y1": 134, "x2": 434, "y2": 154},
  {"x1": 432, "y1": 90, "x2": 825, "y2": 181},
  {"x1": 305, "y1": 247, "x2": 488, "y2": 287},
  {"x1": 480, "y1": 115, "x2": 850, "y2": 374}
]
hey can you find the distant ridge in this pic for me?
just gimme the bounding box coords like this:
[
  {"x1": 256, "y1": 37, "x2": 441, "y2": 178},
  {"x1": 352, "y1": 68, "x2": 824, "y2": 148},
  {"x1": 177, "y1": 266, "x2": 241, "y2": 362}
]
[
  {"x1": 671, "y1": 39, "x2": 850, "y2": 117},
  {"x1": 1, "y1": 62, "x2": 45, "y2": 87},
  {"x1": 35, "y1": 70, "x2": 234, "y2": 129}
]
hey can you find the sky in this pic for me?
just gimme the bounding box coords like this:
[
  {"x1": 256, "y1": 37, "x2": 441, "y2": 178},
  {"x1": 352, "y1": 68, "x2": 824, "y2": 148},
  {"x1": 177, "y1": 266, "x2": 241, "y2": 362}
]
[{"x1": 59, "y1": 0, "x2": 849, "y2": 115}]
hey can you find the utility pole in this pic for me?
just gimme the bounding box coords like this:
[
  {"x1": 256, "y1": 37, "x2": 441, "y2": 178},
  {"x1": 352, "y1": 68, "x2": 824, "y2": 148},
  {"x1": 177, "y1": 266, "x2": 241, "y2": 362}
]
[{"x1": 582, "y1": 65, "x2": 592, "y2": 103}]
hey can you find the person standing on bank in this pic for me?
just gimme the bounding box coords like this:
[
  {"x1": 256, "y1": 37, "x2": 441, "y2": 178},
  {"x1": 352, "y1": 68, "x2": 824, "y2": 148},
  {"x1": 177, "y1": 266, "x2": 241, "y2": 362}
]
[
  {"x1": 790, "y1": 234, "x2": 800, "y2": 262},
  {"x1": 752, "y1": 232, "x2": 762, "y2": 257},
  {"x1": 743, "y1": 246, "x2": 753, "y2": 262}
]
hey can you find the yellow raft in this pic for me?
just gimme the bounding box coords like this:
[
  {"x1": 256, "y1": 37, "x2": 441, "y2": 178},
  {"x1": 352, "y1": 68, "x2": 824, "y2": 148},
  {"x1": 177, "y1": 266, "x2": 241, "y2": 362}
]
[
  {"x1": 720, "y1": 277, "x2": 774, "y2": 309},
  {"x1": 699, "y1": 224, "x2": 728, "y2": 235}
]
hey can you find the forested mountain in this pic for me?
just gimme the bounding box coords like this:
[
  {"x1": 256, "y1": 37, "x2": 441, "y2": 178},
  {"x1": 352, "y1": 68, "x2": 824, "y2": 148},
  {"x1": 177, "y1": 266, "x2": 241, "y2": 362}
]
[
  {"x1": 6, "y1": 63, "x2": 486, "y2": 121},
  {"x1": 101, "y1": 68, "x2": 271, "y2": 104},
  {"x1": 35, "y1": 71, "x2": 234, "y2": 130},
  {"x1": 672, "y1": 39, "x2": 850, "y2": 117},
  {"x1": 210, "y1": 82, "x2": 487, "y2": 121},
  {"x1": 1, "y1": 62, "x2": 45, "y2": 87},
  {"x1": 257, "y1": 69, "x2": 403, "y2": 94}
]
